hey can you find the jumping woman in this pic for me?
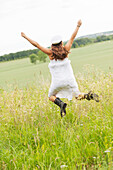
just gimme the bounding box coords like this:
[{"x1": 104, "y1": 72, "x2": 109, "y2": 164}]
[{"x1": 21, "y1": 19, "x2": 99, "y2": 117}]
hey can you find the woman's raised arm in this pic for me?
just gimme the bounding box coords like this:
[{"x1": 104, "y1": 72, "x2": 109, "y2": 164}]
[
  {"x1": 21, "y1": 32, "x2": 52, "y2": 56},
  {"x1": 64, "y1": 20, "x2": 82, "y2": 51}
]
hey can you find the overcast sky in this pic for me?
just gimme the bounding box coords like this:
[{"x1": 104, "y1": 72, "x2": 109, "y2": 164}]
[{"x1": 0, "y1": 0, "x2": 113, "y2": 56}]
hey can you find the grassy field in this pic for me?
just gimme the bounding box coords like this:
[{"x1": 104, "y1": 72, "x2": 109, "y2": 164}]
[
  {"x1": 0, "y1": 40, "x2": 113, "y2": 90},
  {"x1": 0, "y1": 40, "x2": 113, "y2": 169},
  {"x1": 0, "y1": 69, "x2": 113, "y2": 169}
]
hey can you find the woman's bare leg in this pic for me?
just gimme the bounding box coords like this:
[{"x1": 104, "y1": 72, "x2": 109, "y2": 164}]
[
  {"x1": 76, "y1": 91, "x2": 99, "y2": 102},
  {"x1": 76, "y1": 93, "x2": 85, "y2": 100}
]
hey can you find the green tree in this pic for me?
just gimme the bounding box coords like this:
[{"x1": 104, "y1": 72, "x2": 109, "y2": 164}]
[
  {"x1": 72, "y1": 42, "x2": 78, "y2": 48},
  {"x1": 29, "y1": 54, "x2": 38, "y2": 64},
  {"x1": 37, "y1": 51, "x2": 47, "y2": 63}
]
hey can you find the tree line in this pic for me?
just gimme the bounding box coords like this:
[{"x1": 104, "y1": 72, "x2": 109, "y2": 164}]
[
  {"x1": 0, "y1": 34, "x2": 113, "y2": 63},
  {"x1": 71, "y1": 34, "x2": 113, "y2": 48},
  {"x1": 0, "y1": 49, "x2": 39, "y2": 62}
]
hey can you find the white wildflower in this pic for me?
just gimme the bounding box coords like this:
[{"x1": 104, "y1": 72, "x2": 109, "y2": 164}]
[
  {"x1": 60, "y1": 165, "x2": 68, "y2": 168},
  {"x1": 104, "y1": 150, "x2": 110, "y2": 153}
]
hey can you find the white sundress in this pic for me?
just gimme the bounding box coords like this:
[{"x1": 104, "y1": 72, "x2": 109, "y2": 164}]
[{"x1": 48, "y1": 58, "x2": 81, "y2": 100}]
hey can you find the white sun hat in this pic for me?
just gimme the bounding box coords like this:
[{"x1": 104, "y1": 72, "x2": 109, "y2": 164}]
[{"x1": 51, "y1": 35, "x2": 62, "y2": 45}]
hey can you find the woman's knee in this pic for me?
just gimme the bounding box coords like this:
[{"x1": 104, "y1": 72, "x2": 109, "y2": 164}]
[{"x1": 49, "y1": 96, "x2": 56, "y2": 102}]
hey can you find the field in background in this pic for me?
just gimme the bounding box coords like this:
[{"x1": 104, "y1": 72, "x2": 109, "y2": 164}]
[{"x1": 0, "y1": 40, "x2": 113, "y2": 90}]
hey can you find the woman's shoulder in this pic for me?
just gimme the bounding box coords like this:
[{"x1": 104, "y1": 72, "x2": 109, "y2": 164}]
[{"x1": 47, "y1": 49, "x2": 53, "y2": 60}]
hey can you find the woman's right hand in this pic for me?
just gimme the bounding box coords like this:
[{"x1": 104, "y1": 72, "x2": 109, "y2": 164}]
[
  {"x1": 21, "y1": 32, "x2": 26, "y2": 38},
  {"x1": 77, "y1": 19, "x2": 82, "y2": 27}
]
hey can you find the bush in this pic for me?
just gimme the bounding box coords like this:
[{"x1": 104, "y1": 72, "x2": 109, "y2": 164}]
[
  {"x1": 29, "y1": 54, "x2": 38, "y2": 64},
  {"x1": 37, "y1": 51, "x2": 47, "y2": 63}
]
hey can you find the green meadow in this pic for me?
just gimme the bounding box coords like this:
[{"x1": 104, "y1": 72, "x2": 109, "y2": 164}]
[{"x1": 0, "y1": 40, "x2": 113, "y2": 169}]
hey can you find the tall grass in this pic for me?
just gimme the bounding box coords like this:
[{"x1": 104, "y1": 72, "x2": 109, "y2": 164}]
[{"x1": 0, "y1": 67, "x2": 113, "y2": 169}]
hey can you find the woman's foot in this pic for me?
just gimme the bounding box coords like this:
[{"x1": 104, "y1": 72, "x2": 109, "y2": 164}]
[
  {"x1": 84, "y1": 91, "x2": 99, "y2": 102},
  {"x1": 60, "y1": 102, "x2": 67, "y2": 117},
  {"x1": 54, "y1": 97, "x2": 67, "y2": 117}
]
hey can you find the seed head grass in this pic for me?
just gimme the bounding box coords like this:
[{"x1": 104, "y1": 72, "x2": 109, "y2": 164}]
[{"x1": 0, "y1": 68, "x2": 113, "y2": 169}]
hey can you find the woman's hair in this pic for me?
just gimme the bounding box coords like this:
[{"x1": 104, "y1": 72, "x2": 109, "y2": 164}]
[{"x1": 51, "y1": 41, "x2": 69, "y2": 60}]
